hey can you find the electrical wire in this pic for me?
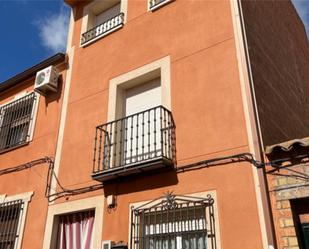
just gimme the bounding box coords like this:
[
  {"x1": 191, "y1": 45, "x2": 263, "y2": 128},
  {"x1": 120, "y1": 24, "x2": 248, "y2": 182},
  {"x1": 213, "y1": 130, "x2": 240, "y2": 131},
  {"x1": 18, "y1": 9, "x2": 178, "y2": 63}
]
[
  {"x1": 176, "y1": 152, "x2": 262, "y2": 172},
  {"x1": 0, "y1": 157, "x2": 52, "y2": 176},
  {"x1": 47, "y1": 183, "x2": 103, "y2": 202},
  {"x1": 1, "y1": 152, "x2": 308, "y2": 202}
]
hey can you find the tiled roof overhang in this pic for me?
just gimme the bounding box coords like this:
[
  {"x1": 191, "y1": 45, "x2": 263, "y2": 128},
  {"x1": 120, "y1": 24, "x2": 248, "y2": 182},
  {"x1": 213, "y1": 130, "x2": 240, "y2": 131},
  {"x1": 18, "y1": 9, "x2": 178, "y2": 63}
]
[{"x1": 265, "y1": 137, "x2": 309, "y2": 157}]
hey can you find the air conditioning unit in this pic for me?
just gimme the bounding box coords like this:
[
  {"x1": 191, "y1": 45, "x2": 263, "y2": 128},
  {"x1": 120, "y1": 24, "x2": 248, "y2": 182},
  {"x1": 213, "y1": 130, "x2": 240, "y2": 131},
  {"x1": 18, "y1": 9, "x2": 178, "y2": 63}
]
[
  {"x1": 34, "y1": 66, "x2": 59, "y2": 96},
  {"x1": 102, "y1": 240, "x2": 114, "y2": 249}
]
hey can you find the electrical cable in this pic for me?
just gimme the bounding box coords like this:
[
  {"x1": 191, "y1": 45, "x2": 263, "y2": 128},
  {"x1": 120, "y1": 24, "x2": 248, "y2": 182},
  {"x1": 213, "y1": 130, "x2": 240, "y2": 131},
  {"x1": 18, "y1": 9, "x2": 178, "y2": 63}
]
[
  {"x1": 1, "y1": 152, "x2": 308, "y2": 202},
  {"x1": 176, "y1": 152, "x2": 262, "y2": 172}
]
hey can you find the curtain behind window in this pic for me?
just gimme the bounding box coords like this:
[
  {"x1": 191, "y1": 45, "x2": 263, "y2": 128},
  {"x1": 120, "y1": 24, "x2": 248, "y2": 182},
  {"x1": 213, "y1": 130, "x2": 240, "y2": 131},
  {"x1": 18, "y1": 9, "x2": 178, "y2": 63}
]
[{"x1": 56, "y1": 210, "x2": 95, "y2": 249}]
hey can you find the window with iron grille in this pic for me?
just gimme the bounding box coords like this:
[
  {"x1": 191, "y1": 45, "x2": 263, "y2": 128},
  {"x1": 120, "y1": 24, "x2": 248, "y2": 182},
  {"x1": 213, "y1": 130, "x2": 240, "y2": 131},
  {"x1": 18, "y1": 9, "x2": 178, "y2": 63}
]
[
  {"x1": 0, "y1": 199, "x2": 24, "y2": 249},
  {"x1": 131, "y1": 193, "x2": 216, "y2": 249},
  {"x1": 0, "y1": 93, "x2": 37, "y2": 152}
]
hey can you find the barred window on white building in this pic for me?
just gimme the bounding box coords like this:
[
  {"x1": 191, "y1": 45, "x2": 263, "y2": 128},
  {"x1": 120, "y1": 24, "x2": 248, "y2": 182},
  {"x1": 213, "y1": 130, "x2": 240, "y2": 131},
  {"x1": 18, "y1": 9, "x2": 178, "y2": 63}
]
[{"x1": 0, "y1": 93, "x2": 37, "y2": 152}]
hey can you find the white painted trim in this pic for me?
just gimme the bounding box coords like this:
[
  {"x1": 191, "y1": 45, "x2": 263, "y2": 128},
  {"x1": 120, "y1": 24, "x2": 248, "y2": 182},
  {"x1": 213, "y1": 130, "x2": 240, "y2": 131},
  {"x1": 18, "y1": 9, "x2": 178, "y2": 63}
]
[
  {"x1": 13, "y1": 91, "x2": 27, "y2": 100},
  {"x1": 0, "y1": 194, "x2": 6, "y2": 202},
  {"x1": 66, "y1": 9, "x2": 75, "y2": 52},
  {"x1": 128, "y1": 190, "x2": 221, "y2": 249},
  {"x1": 50, "y1": 21, "x2": 75, "y2": 203},
  {"x1": 49, "y1": 48, "x2": 74, "y2": 198},
  {"x1": 0, "y1": 91, "x2": 34, "y2": 108},
  {"x1": 49, "y1": 10, "x2": 76, "y2": 200},
  {"x1": 42, "y1": 195, "x2": 104, "y2": 249},
  {"x1": 28, "y1": 92, "x2": 40, "y2": 142},
  {"x1": 108, "y1": 56, "x2": 171, "y2": 122},
  {"x1": 121, "y1": 0, "x2": 128, "y2": 23},
  {"x1": 0, "y1": 191, "x2": 34, "y2": 249},
  {"x1": 229, "y1": 1, "x2": 271, "y2": 248},
  {"x1": 2, "y1": 191, "x2": 34, "y2": 203}
]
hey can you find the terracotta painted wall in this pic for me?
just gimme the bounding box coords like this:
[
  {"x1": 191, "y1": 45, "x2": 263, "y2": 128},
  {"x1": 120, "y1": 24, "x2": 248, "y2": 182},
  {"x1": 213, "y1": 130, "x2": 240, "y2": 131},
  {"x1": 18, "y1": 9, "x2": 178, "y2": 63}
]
[
  {"x1": 241, "y1": 0, "x2": 309, "y2": 147},
  {"x1": 0, "y1": 65, "x2": 66, "y2": 249},
  {"x1": 54, "y1": 0, "x2": 265, "y2": 248}
]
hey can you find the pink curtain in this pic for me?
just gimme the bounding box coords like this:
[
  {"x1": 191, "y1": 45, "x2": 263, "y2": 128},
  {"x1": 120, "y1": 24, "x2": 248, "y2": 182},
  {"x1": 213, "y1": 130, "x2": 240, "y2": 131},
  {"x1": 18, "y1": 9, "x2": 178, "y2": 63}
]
[{"x1": 57, "y1": 210, "x2": 95, "y2": 249}]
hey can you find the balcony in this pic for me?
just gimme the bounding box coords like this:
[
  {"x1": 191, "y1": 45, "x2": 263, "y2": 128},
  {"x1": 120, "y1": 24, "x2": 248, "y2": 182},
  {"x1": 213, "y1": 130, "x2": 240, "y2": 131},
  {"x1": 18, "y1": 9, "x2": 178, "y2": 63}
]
[
  {"x1": 81, "y1": 12, "x2": 124, "y2": 46},
  {"x1": 92, "y1": 106, "x2": 176, "y2": 182},
  {"x1": 149, "y1": 0, "x2": 173, "y2": 11}
]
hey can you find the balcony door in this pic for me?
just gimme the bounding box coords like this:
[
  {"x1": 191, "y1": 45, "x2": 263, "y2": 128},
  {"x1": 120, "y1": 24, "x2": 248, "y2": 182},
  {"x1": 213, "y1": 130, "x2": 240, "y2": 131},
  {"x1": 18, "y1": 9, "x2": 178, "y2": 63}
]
[
  {"x1": 95, "y1": 3, "x2": 121, "y2": 26},
  {"x1": 124, "y1": 78, "x2": 161, "y2": 164}
]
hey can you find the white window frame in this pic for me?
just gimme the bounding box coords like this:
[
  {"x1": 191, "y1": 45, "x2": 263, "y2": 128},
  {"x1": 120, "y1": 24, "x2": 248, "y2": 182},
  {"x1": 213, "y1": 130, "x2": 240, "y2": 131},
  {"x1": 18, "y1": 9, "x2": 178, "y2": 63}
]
[
  {"x1": 0, "y1": 191, "x2": 34, "y2": 249},
  {"x1": 80, "y1": 0, "x2": 128, "y2": 47},
  {"x1": 42, "y1": 195, "x2": 104, "y2": 249},
  {"x1": 128, "y1": 190, "x2": 221, "y2": 249},
  {"x1": 0, "y1": 91, "x2": 40, "y2": 153},
  {"x1": 107, "y1": 56, "x2": 171, "y2": 123}
]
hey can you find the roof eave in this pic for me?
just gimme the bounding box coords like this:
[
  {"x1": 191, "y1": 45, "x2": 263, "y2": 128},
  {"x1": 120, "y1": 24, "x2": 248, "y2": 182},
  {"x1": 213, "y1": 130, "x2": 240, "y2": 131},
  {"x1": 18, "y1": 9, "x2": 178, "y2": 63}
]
[{"x1": 0, "y1": 53, "x2": 66, "y2": 93}]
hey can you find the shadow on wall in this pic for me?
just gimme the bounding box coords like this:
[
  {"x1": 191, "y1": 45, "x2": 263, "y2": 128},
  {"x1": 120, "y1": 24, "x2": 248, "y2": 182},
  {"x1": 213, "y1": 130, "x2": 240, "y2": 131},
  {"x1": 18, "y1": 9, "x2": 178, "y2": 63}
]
[
  {"x1": 103, "y1": 169, "x2": 179, "y2": 196},
  {"x1": 44, "y1": 73, "x2": 64, "y2": 107}
]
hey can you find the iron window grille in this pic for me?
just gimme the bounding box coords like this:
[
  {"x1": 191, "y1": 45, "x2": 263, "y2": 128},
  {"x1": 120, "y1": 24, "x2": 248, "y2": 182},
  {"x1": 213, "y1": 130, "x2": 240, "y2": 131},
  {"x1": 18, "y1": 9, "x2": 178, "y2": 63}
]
[
  {"x1": 0, "y1": 93, "x2": 37, "y2": 152},
  {"x1": 0, "y1": 199, "x2": 24, "y2": 249},
  {"x1": 131, "y1": 193, "x2": 216, "y2": 249},
  {"x1": 93, "y1": 105, "x2": 176, "y2": 174}
]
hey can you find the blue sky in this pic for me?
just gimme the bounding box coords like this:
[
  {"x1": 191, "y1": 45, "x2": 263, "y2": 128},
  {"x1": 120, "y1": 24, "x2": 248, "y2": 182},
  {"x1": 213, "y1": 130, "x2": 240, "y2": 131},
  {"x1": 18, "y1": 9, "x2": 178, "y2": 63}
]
[
  {"x1": 0, "y1": 0, "x2": 308, "y2": 83},
  {"x1": 0, "y1": 0, "x2": 70, "y2": 82},
  {"x1": 293, "y1": 0, "x2": 309, "y2": 36}
]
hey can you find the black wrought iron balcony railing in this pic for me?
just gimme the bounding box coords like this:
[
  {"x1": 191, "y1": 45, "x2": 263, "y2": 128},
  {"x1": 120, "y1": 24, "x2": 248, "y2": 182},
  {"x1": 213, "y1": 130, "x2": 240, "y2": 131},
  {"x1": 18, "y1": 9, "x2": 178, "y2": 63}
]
[
  {"x1": 92, "y1": 106, "x2": 176, "y2": 182},
  {"x1": 81, "y1": 12, "x2": 124, "y2": 46}
]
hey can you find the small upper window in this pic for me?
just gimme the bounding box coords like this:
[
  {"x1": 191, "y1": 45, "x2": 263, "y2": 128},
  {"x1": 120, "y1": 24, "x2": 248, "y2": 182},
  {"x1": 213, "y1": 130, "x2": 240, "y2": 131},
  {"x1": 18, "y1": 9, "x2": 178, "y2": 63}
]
[
  {"x1": 0, "y1": 199, "x2": 24, "y2": 248},
  {"x1": 0, "y1": 92, "x2": 37, "y2": 152},
  {"x1": 81, "y1": 0, "x2": 125, "y2": 46}
]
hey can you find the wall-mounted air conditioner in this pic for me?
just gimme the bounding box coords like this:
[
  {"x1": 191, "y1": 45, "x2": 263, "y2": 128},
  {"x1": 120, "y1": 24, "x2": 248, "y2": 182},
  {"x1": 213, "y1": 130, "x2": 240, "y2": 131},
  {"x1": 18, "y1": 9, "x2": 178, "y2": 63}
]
[
  {"x1": 34, "y1": 65, "x2": 59, "y2": 96},
  {"x1": 102, "y1": 240, "x2": 114, "y2": 249}
]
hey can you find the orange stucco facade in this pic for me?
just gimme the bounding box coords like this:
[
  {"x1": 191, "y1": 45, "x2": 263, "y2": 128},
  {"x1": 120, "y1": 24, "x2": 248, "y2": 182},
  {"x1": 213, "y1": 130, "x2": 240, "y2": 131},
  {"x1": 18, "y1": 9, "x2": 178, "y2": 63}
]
[
  {"x1": 1, "y1": 0, "x2": 289, "y2": 249},
  {"x1": 52, "y1": 0, "x2": 265, "y2": 248}
]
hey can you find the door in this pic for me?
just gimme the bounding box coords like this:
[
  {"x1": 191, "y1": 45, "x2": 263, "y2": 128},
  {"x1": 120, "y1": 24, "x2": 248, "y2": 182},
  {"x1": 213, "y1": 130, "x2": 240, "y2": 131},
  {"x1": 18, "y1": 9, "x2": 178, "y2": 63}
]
[
  {"x1": 291, "y1": 198, "x2": 309, "y2": 249},
  {"x1": 124, "y1": 78, "x2": 161, "y2": 164}
]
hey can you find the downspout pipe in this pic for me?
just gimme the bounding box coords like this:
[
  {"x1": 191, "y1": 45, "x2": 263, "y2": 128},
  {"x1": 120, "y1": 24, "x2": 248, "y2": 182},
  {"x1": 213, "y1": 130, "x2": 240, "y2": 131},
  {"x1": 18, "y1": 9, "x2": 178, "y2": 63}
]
[{"x1": 236, "y1": 0, "x2": 277, "y2": 248}]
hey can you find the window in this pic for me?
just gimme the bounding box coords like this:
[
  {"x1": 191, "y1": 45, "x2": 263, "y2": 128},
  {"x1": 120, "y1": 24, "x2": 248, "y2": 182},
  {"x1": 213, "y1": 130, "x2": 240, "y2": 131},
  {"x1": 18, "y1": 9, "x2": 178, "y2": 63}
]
[
  {"x1": 42, "y1": 196, "x2": 104, "y2": 249},
  {"x1": 0, "y1": 92, "x2": 37, "y2": 152},
  {"x1": 131, "y1": 193, "x2": 217, "y2": 249},
  {"x1": 0, "y1": 200, "x2": 24, "y2": 249},
  {"x1": 107, "y1": 56, "x2": 171, "y2": 123},
  {"x1": 81, "y1": 0, "x2": 127, "y2": 46},
  {"x1": 92, "y1": 57, "x2": 175, "y2": 181},
  {"x1": 56, "y1": 210, "x2": 95, "y2": 249}
]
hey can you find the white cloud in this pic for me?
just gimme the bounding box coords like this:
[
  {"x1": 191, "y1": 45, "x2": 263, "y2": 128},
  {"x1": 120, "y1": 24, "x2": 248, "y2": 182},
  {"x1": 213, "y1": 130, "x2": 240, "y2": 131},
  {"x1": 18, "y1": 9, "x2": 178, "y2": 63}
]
[
  {"x1": 35, "y1": 5, "x2": 70, "y2": 53},
  {"x1": 292, "y1": 0, "x2": 309, "y2": 39}
]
